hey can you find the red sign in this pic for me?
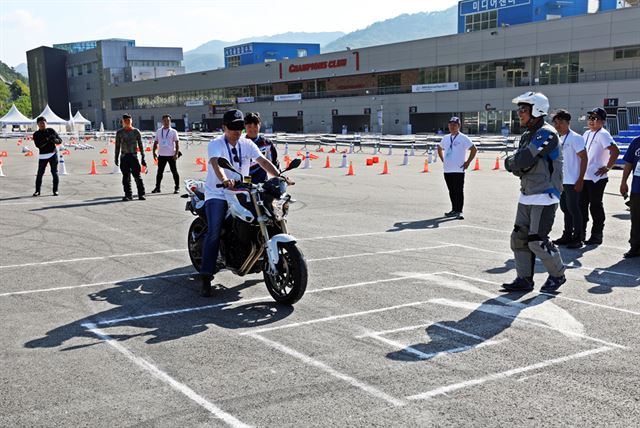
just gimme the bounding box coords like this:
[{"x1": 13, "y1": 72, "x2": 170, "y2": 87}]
[{"x1": 289, "y1": 58, "x2": 348, "y2": 73}]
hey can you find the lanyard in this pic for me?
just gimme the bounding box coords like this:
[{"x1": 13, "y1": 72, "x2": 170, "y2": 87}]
[
  {"x1": 161, "y1": 127, "x2": 171, "y2": 141},
  {"x1": 449, "y1": 133, "x2": 459, "y2": 150},
  {"x1": 586, "y1": 129, "x2": 600, "y2": 151},
  {"x1": 225, "y1": 138, "x2": 242, "y2": 168},
  {"x1": 562, "y1": 132, "x2": 569, "y2": 146}
]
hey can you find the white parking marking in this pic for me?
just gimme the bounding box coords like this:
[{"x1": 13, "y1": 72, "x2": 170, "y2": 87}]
[
  {"x1": 0, "y1": 249, "x2": 186, "y2": 269},
  {"x1": 406, "y1": 346, "x2": 612, "y2": 401},
  {"x1": 83, "y1": 323, "x2": 252, "y2": 428},
  {"x1": 249, "y1": 333, "x2": 406, "y2": 407},
  {"x1": 307, "y1": 244, "x2": 454, "y2": 262}
]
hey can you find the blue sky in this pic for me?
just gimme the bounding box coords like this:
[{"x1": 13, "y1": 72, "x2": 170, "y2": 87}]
[{"x1": 0, "y1": 0, "x2": 459, "y2": 66}]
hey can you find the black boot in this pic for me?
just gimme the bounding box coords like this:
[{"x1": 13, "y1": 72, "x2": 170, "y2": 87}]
[
  {"x1": 585, "y1": 234, "x2": 603, "y2": 246},
  {"x1": 501, "y1": 277, "x2": 534, "y2": 292},
  {"x1": 200, "y1": 275, "x2": 213, "y2": 297},
  {"x1": 553, "y1": 233, "x2": 572, "y2": 246}
]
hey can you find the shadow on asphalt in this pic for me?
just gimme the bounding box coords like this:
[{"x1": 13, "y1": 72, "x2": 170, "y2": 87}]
[
  {"x1": 386, "y1": 292, "x2": 554, "y2": 362},
  {"x1": 28, "y1": 197, "x2": 128, "y2": 210},
  {"x1": 387, "y1": 216, "x2": 458, "y2": 232},
  {"x1": 585, "y1": 258, "x2": 640, "y2": 294},
  {"x1": 24, "y1": 265, "x2": 293, "y2": 351}
]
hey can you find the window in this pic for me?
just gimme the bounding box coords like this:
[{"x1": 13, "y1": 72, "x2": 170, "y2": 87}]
[
  {"x1": 87, "y1": 63, "x2": 92, "y2": 74},
  {"x1": 464, "y1": 10, "x2": 497, "y2": 32},
  {"x1": 377, "y1": 73, "x2": 401, "y2": 88},
  {"x1": 464, "y1": 62, "x2": 497, "y2": 89},
  {"x1": 87, "y1": 99, "x2": 92, "y2": 107},
  {"x1": 86, "y1": 82, "x2": 91, "y2": 90},
  {"x1": 257, "y1": 84, "x2": 273, "y2": 97},
  {"x1": 419, "y1": 66, "x2": 448, "y2": 84},
  {"x1": 287, "y1": 82, "x2": 304, "y2": 94},
  {"x1": 538, "y1": 52, "x2": 579, "y2": 85},
  {"x1": 76, "y1": 66, "x2": 82, "y2": 76},
  {"x1": 297, "y1": 49, "x2": 308, "y2": 58},
  {"x1": 227, "y1": 55, "x2": 241, "y2": 67},
  {"x1": 614, "y1": 46, "x2": 640, "y2": 60}
]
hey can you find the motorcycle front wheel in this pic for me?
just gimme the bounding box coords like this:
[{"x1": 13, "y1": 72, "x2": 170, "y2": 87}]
[
  {"x1": 263, "y1": 242, "x2": 308, "y2": 305},
  {"x1": 188, "y1": 217, "x2": 206, "y2": 272}
]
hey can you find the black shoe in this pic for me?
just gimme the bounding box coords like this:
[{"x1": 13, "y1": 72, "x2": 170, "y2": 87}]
[
  {"x1": 174, "y1": 187, "x2": 179, "y2": 194},
  {"x1": 455, "y1": 212, "x2": 464, "y2": 220},
  {"x1": 138, "y1": 195, "x2": 146, "y2": 201},
  {"x1": 501, "y1": 277, "x2": 534, "y2": 292},
  {"x1": 32, "y1": 191, "x2": 40, "y2": 197},
  {"x1": 122, "y1": 196, "x2": 133, "y2": 201},
  {"x1": 623, "y1": 248, "x2": 640, "y2": 258},
  {"x1": 553, "y1": 234, "x2": 572, "y2": 246},
  {"x1": 540, "y1": 274, "x2": 567, "y2": 293},
  {"x1": 444, "y1": 210, "x2": 457, "y2": 217},
  {"x1": 53, "y1": 191, "x2": 59, "y2": 196},
  {"x1": 200, "y1": 277, "x2": 213, "y2": 297},
  {"x1": 566, "y1": 239, "x2": 583, "y2": 249},
  {"x1": 585, "y1": 236, "x2": 603, "y2": 246},
  {"x1": 151, "y1": 188, "x2": 161, "y2": 194}
]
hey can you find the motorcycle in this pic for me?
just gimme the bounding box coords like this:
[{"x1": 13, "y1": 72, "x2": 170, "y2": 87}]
[{"x1": 184, "y1": 157, "x2": 308, "y2": 305}]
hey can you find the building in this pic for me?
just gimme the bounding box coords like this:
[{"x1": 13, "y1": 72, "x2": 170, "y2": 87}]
[
  {"x1": 104, "y1": 5, "x2": 640, "y2": 134},
  {"x1": 224, "y1": 42, "x2": 321, "y2": 68},
  {"x1": 26, "y1": 46, "x2": 70, "y2": 120},
  {"x1": 27, "y1": 39, "x2": 184, "y2": 127}
]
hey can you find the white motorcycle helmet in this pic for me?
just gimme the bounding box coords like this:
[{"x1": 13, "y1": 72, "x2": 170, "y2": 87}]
[{"x1": 512, "y1": 92, "x2": 549, "y2": 118}]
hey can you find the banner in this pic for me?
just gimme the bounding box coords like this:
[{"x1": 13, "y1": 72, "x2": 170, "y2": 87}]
[
  {"x1": 274, "y1": 93, "x2": 302, "y2": 102},
  {"x1": 236, "y1": 96, "x2": 255, "y2": 103},
  {"x1": 185, "y1": 100, "x2": 205, "y2": 107},
  {"x1": 411, "y1": 82, "x2": 459, "y2": 93}
]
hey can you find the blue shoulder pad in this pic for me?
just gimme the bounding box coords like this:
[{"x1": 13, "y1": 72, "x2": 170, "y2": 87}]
[{"x1": 532, "y1": 128, "x2": 554, "y2": 149}]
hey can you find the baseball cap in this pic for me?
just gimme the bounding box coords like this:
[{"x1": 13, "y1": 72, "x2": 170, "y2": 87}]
[
  {"x1": 587, "y1": 107, "x2": 606, "y2": 121},
  {"x1": 448, "y1": 116, "x2": 461, "y2": 124},
  {"x1": 223, "y1": 109, "x2": 245, "y2": 130}
]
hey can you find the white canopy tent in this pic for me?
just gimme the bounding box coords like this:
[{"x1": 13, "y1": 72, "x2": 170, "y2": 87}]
[
  {"x1": 72, "y1": 111, "x2": 91, "y2": 125},
  {"x1": 37, "y1": 104, "x2": 67, "y2": 124},
  {"x1": 0, "y1": 104, "x2": 34, "y2": 133}
]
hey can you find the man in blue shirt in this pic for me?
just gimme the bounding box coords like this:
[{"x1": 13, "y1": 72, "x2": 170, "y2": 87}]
[{"x1": 620, "y1": 136, "x2": 640, "y2": 258}]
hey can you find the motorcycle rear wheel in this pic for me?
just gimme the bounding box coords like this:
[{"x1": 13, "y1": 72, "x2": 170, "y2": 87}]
[
  {"x1": 188, "y1": 217, "x2": 206, "y2": 272},
  {"x1": 263, "y1": 242, "x2": 308, "y2": 305}
]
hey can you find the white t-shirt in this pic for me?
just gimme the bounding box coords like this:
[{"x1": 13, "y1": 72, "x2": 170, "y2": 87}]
[
  {"x1": 438, "y1": 132, "x2": 474, "y2": 173},
  {"x1": 561, "y1": 129, "x2": 586, "y2": 185},
  {"x1": 204, "y1": 135, "x2": 263, "y2": 201},
  {"x1": 583, "y1": 128, "x2": 616, "y2": 182},
  {"x1": 155, "y1": 127, "x2": 179, "y2": 156},
  {"x1": 519, "y1": 193, "x2": 560, "y2": 206}
]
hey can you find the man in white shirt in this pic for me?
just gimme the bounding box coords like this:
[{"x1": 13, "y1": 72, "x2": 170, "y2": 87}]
[
  {"x1": 551, "y1": 110, "x2": 588, "y2": 249},
  {"x1": 579, "y1": 107, "x2": 620, "y2": 246},
  {"x1": 151, "y1": 114, "x2": 181, "y2": 194},
  {"x1": 437, "y1": 117, "x2": 477, "y2": 220},
  {"x1": 200, "y1": 109, "x2": 280, "y2": 297}
]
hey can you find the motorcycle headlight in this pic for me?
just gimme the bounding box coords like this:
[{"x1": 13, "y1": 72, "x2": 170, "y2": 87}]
[{"x1": 272, "y1": 197, "x2": 289, "y2": 221}]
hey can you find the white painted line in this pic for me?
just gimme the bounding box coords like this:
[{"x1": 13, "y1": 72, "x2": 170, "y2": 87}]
[
  {"x1": 298, "y1": 225, "x2": 467, "y2": 241},
  {"x1": 307, "y1": 244, "x2": 454, "y2": 262},
  {"x1": 364, "y1": 333, "x2": 507, "y2": 360},
  {"x1": 356, "y1": 321, "x2": 491, "y2": 342},
  {"x1": 406, "y1": 346, "x2": 612, "y2": 401},
  {"x1": 444, "y1": 242, "x2": 639, "y2": 280},
  {"x1": 249, "y1": 333, "x2": 405, "y2": 407},
  {"x1": 240, "y1": 300, "x2": 433, "y2": 336},
  {"x1": 0, "y1": 248, "x2": 186, "y2": 269},
  {"x1": 83, "y1": 323, "x2": 252, "y2": 428},
  {"x1": 0, "y1": 272, "x2": 191, "y2": 297},
  {"x1": 440, "y1": 271, "x2": 640, "y2": 316}
]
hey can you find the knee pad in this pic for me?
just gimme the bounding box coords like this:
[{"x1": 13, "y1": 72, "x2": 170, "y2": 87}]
[
  {"x1": 510, "y1": 224, "x2": 529, "y2": 251},
  {"x1": 527, "y1": 234, "x2": 559, "y2": 257}
]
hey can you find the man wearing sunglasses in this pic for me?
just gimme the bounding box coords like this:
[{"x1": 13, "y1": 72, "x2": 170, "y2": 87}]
[
  {"x1": 503, "y1": 92, "x2": 566, "y2": 293},
  {"x1": 200, "y1": 109, "x2": 281, "y2": 297},
  {"x1": 579, "y1": 107, "x2": 620, "y2": 246},
  {"x1": 244, "y1": 112, "x2": 280, "y2": 183}
]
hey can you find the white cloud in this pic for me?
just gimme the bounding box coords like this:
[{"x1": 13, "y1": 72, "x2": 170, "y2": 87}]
[{"x1": 1, "y1": 9, "x2": 46, "y2": 31}]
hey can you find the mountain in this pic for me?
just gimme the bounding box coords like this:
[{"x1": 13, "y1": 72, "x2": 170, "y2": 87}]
[
  {"x1": 0, "y1": 59, "x2": 31, "y2": 117},
  {"x1": 322, "y1": 6, "x2": 458, "y2": 52},
  {"x1": 14, "y1": 63, "x2": 28, "y2": 78},
  {"x1": 184, "y1": 31, "x2": 345, "y2": 72},
  {"x1": 0, "y1": 60, "x2": 27, "y2": 84}
]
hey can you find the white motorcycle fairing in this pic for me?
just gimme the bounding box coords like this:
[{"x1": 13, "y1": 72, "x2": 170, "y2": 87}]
[
  {"x1": 223, "y1": 189, "x2": 254, "y2": 223},
  {"x1": 266, "y1": 234, "x2": 297, "y2": 271}
]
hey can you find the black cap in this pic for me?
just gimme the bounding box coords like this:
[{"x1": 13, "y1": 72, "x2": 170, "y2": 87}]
[
  {"x1": 448, "y1": 116, "x2": 461, "y2": 124},
  {"x1": 552, "y1": 109, "x2": 571, "y2": 122},
  {"x1": 223, "y1": 109, "x2": 245, "y2": 130},
  {"x1": 587, "y1": 107, "x2": 606, "y2": 121},
  {"x1": 122, "y1": 114, "x2": 132, "y2": 119}
]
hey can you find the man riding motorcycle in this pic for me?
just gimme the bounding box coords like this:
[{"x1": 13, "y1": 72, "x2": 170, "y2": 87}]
[{"x1": 201, "y1": 109, "x2": 281, "y2": 297}]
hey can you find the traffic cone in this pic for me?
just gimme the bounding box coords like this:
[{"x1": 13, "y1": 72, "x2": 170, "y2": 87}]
[
  {"x1": 309, "y1": 153, "x2": 319, "y2": 160},
  {"x1": 0, "y1": 160, "x2": 5, "y2": 177},
  {"x1": 423, "y1": 159, "x2": 429, "y2": 173},
  {"x1": 101, "y1": 159, "x2": 109, "y2": 167},
  {"x1": 317, "y1": 147, "x2": 324, "y2": 153},
  {"x1": 402, "y1": 149, "x2": 409, "y2": 166},
  {"x1": 0, "y1": 151, "x2": 7, "y2": 157},
  {"x1": 62, "y1": 149, "x2": 70, "y2": 156},
  {"x1": 100, "y1": 148, "x2": 108, "y2": 154},
  {"x1": 366, "y1": 158, "x2": 373, "y2": 166},
  {"x1": 473, "y1": 158, "x2": 480, "y2": 171},
  {"x1": 296, "y1": 151, "x2": 304, "y2": 158},
  {"x1": 324, "y1": 156, "x2": 331, "y2": 168},
  {"x1": 493, "y1": 156, "x2": 500, "y2": 170},
  {"x1": 200, "y1": 160, "x2": 207, "y2": 172},
  {"x1": 24, "y1": 150, "x2": 33, "y2": 157},
  {"x1": 284, "y1": 156, "x2": 291, "y2": 169},
  {"x1": 329, "y1": 147, "x2": 337, "y2": 154},
  {"x1": 58, "y1": 153, "x2": 68, "y2": 175},
  {"x1": 303, "y1": 153, "x2": 311, "y2": 169},
  {"x1": 340, "y1": 153, "x2": 348, "y2": 168},
  {"x1": 381, "y1": 160, "x2": 389, "y2": 175},
  {"x1": 89, "y1": 160, "x2": 97, "y2": 175},
  {"x1": 347, "y1": 161, "x2": 354, "y2": 176}
]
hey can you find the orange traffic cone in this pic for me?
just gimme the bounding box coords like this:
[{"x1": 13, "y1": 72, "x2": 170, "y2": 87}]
[
  {"x1": 145, "y1": 146, "x2": 152, "y2": 152},
  {"x1": 62, "y1": 149, "x2": 70, "y2": 156},
  {"x1": 473, "y1": 158, "x2": 480, "y2": 171},
  {"x1": 317, "y1": 147, "x2": 325, "y2": 153},
  {"x1": 309, "y1": 153, "x2": 319, "y2": 160},
  {"x1": 100, "y1": 148, "x2": 108, "y2": 154},
  {"x1": 24, "y1": 150, "x2": 33, "y2": 157},
  {"x1": 284, "y1": 156, "x2": 291, "y2": 169},
  {"x1": 324, "y1": 156, "x2": 331, "y2": 168},
  {"x1": 101, "y1": 159, "x2": 109, "y2": 167},
  {"x1": 347, "y1": 161, "x2": 355, "y2": 176},
  {"x1": 200, "y1": 160, "x2": 207, "y2": 172},
  {"x1": 90, "y1": 160, "x2": 97, "y2": 175},
  {"x1": 493, "y1": 156, "x2": 500, "y2": 170},
  {"x1": 381, "y1": 160, "x2": 389, "y2": 175},
  {"x1": 423, "y1": 159, "x2": 429, "y2": 173},
  {"x1": 329, "y1": 148, "x2": 337, "y2": 153}
]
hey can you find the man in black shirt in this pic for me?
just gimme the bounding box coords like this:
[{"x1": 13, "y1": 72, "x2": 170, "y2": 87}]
[
  {"x1": 32, "y1": 116, "x2": 62, "y2": 196},
  {"x1": 115, "y1": 114, "x2": 146, "y2": 201}
]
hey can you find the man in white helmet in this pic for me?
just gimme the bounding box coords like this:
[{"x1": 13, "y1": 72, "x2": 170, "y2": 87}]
[{"x1": 503, "y1": 92, "x2": 566, "y2": 293}]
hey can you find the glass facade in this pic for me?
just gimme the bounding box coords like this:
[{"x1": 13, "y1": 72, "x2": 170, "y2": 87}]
[
  {"x1": 464, "y1": 62, "x2": 497, "y2": 89},
  {"x1": 464, "y1": 11, "x2": 497, "y2": 32},
  {"x1": 538, "y1": 52, "x2": 579, "y2": 85},
  {"x1": 615, "y1": 46, "x2": 640, "y2": 59},
  {"x1": 419, "y1": 66, "x2": 448, "y2": 84}
]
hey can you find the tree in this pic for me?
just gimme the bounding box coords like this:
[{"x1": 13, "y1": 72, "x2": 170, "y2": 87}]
[
  {"x1": 14, "y1": 95, "x2": 32, "y2": 117},
  {"x1": 10, "y1": 80, "x2": 29, "y2": 99},
  {"x1": 0, "y1": 83, "x2": 11, "y2": 116}
]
